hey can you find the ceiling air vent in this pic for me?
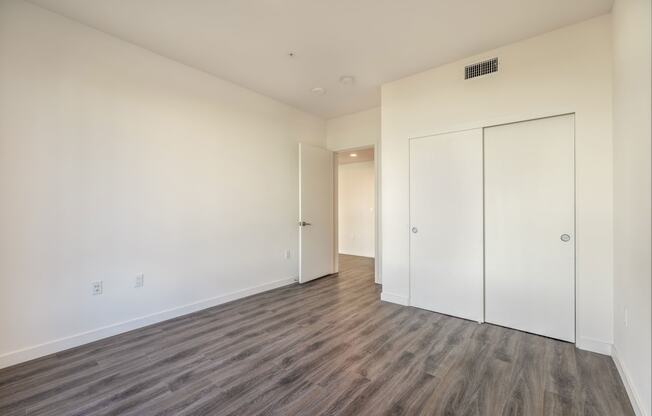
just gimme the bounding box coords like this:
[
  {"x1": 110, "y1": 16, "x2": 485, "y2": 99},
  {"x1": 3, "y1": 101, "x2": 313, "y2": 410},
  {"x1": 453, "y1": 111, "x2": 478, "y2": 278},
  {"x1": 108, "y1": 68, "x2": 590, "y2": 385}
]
[{"x1": 465, "y1": 58, "x2": 498, "y2": 80}]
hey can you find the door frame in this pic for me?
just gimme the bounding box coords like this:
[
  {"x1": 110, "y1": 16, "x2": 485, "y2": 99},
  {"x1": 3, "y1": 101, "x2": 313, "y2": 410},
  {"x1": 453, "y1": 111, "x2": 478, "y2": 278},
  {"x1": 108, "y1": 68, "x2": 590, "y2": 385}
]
[
  {"x1": 407, "y1": 112, "x2": 577, "y2": 342},
  {"x1": 332, "y1": 144, "x2": 381, "y2": 284}
]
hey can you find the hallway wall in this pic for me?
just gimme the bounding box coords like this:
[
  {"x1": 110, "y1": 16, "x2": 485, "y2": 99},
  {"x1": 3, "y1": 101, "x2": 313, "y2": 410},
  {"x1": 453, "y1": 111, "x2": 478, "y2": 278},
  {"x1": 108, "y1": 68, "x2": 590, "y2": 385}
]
[{"x1": 338, "y1": 161, "x2": 375, "y2": 258}]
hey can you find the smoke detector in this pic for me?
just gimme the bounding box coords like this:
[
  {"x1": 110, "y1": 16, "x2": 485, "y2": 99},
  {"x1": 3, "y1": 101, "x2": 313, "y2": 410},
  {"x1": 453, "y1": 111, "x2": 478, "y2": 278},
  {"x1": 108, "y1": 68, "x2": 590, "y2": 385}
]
[{"x1": 339, "y1": 75, "x2": 355, "y2": 85}]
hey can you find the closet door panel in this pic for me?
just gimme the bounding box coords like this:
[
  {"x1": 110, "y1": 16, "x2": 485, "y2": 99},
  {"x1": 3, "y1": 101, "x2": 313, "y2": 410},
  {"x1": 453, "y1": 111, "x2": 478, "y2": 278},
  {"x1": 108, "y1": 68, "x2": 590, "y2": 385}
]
[
  {"x1": 409, "y1": 129, "x2": 484, "y2": 322},
  {"x1": 484, "y1": 115, "x2": 575, "y2": 342}
]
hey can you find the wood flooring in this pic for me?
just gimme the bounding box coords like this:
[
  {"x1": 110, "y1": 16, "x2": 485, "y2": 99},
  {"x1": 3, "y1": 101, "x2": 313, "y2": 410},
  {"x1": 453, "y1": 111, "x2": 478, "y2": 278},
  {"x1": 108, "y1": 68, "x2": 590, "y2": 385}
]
[{"x1": 0, "y1": 255, "x2": 634, "y2": 415}]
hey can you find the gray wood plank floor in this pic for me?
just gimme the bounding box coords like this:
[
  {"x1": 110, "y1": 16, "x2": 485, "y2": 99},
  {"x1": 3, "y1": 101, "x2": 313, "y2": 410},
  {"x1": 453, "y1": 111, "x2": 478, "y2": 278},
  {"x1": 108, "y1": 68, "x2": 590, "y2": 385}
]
[{"x1": 0, "y1": 255, "x2": 634, "y2": 415}]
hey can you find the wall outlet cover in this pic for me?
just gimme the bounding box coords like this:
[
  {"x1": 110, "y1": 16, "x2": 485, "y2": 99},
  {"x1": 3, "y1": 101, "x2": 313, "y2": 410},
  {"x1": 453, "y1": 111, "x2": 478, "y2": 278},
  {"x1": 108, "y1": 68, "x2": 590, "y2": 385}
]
[{"x1": 92, "y1": 281, "x2": 103, "y2": 296}]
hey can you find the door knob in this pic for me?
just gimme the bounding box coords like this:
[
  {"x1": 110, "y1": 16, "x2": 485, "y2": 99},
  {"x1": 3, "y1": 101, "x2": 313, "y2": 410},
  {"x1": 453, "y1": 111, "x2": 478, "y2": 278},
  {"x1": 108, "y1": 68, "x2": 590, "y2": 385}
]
[
  {"x1": 411, "y1": 227, "x2": 418, "y2": 234},
  {"x1": 560, "y1": 234, "x2": 571, "y2": 242},
  {"x1": 299, "y1": 221, "x2": 312, "y2": 227}
]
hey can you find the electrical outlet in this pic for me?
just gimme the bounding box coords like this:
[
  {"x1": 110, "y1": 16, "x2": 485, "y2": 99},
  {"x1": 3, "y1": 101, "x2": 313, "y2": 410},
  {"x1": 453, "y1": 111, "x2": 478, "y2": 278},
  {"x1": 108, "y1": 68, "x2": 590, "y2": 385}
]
[
  {"x1": 92, "y1": 281, "x2": 103, "y2": 296},
  {"x1": 624, "y1": 307, "x2": 629, "y2": 327},
  {"x1": 135, "y1": 274, "x2": 144, "y2": 288},
  {"x1": 284, "y1": 249, "x2": 291, "y2": 260}
]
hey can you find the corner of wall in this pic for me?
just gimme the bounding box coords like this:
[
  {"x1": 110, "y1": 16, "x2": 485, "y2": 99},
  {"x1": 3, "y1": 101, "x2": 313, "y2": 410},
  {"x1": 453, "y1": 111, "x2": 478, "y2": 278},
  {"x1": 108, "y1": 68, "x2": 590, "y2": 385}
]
[
  {"x1": 613, "y1": 346, "x2": 649, "y2": 416},
  {"x1": 380, "y1": 291, "x2": 409, "y2": 306}
]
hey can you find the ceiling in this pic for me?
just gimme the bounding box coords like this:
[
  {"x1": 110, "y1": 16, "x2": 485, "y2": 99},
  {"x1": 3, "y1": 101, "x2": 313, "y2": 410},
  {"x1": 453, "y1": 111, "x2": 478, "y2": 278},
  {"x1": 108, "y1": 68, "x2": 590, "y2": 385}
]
[
  {"x1": 338, "y1": 148, "x2": 374, "y2": 165},
  {"x1": 29, "y1": 0, "x2": 613, "y2": 118}
]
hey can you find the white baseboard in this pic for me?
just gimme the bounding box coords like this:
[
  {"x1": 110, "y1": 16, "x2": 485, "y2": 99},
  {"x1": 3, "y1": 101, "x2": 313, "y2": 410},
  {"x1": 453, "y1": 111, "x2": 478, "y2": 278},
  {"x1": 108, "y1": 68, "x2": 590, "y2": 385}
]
[
  {"x1": 576, "y1": 336, "x2": 613, "y2": 355},
  {"x1": 339, "y1": 251, "x2": 375, "y2": 259},
  {"x1": 612, "y1": 346, "x2": 648, "y2": 416},
  {"x1": 380, "y1": 291, "x2": 409, "y2": 306},
  {"x1": 0, "y1": 277, "x2": 296, "y2": 370}
]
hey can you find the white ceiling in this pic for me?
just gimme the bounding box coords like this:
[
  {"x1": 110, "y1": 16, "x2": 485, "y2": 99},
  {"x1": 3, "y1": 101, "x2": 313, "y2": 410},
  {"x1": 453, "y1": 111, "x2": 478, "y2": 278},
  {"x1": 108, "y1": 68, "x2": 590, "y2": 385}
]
[
  {"x1": 28, "y1": 0, "x2": 613, "y2": 118},
  {"x1": 338, "y1": 148, "x2": 374, "y2": 165}
]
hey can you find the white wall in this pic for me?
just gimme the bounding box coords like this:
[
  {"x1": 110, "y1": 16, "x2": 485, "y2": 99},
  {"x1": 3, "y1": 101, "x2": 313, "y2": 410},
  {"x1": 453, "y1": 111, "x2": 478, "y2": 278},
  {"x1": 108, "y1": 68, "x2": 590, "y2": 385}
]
[
  {"x1": 326, "y1": 107, "x2": 380, "y2": 151},
  {"x1": 338, "y1": 161, "x2": 375, "y2": 258},
  {"x1": 381, "y1": 16, "x2": 614, "y2": 354},
  {"x1": 0, "y1": 0, "x2": 325, "y2": 368},
  {"x1": 612, "y1": 0, "x2": 652, "y2": 414}
]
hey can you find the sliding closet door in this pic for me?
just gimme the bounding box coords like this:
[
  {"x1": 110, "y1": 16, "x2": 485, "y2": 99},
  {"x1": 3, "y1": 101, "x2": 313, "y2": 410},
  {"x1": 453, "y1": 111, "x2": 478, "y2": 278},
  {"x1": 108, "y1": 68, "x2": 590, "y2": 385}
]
[
  {"x1": 410, "y1": 129, "x2": 483, "y2": 322},
  {"x1": 484, "y1": 115, "x2": 575, "y2": 342}
]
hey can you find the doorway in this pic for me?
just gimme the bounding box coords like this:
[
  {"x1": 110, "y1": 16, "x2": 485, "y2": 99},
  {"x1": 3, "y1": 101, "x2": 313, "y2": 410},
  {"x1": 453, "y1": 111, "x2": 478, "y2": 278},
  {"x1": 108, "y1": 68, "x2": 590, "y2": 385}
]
[{"x1": 335, "y1": 147, "x2": 376, "y2": 280}]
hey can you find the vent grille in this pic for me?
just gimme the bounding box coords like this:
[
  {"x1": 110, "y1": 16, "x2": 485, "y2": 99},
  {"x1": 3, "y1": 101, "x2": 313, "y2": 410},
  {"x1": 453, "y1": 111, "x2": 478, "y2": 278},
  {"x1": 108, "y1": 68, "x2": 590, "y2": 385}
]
[{"x1": 465, "y1": 58, "x2": 498, "y2": 79}]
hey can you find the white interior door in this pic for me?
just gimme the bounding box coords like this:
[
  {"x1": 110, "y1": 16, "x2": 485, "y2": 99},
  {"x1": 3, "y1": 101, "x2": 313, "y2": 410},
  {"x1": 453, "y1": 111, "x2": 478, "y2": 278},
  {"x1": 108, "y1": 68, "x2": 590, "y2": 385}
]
[
  {"x1": 410, "y1": 129, "x2": 484, "y2": 322},
  {"x1": 299, "y1": 143, "x2": 334, "y2": 283},
  {"x1": 484, "y1": 114, "x2": 575, "y2": 342}
]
